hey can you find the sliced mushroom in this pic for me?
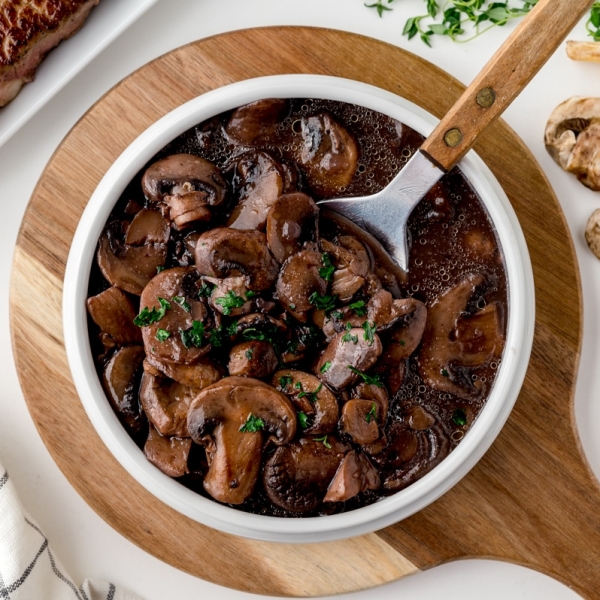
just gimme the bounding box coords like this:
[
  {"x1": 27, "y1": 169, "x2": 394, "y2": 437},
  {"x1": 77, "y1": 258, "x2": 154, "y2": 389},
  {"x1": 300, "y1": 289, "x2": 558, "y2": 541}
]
[
  {"x1": 228, "y1": 341, "x2": 279, "y2": 378},
  {"x1": 352, "y1": 382, "x2": 389, "y2": 420},
  {"x1": 208, "y1": 276, "x2": 254, "y2": 317},
  {"x1": 273, "y1": 369, "x2": 339, "y2": 435},
  {"x1": 102, "y1": 346, "x2": 146, "y2": 436},
  {"x1": 453, "y1": 302, "x2": 503, "y2": 367},
  {"x1": 545, "y1": 97, "x2": 600, "y2": 190},
  {"x1": 323, "y1": 451, "x2": 380, "y2": 503},
  {"x1": 142, "y1": 153, "x2": 227, "y2": 206},
  {"x1": 140, "y1": 370, "x2": 200, "y2": 437},
  {"x1": 321, "y1": 237, "x2": 370, "y2": 302},
  {"x1": 144, "y1": 424, "x2": 192, "y2": 478},
  {"x1": 187, "y1": 377, "x2": 296, "y2": 504},
  {"x1": 195, "y1": 228, "x2": 279, "y2": 291},
  {"x1": 138, "y1": 267, "x2": 211, "y2": 365},
  {"x1": 379, "y1": 296, "x2": 427, "y2": 364},
  {"x1": 374, "y1": 405, "x2": 450, "y2": 491},
  {"x1": 226, "y1": 99, "x2": 289, "y2": 145},
  {"x1": 266, "y1": 192, "x2": 319, "y2": 263},
  {"x1": 97, "y1": 214, "x2": 168, "y2": 295},
  {"x1": 275, "y1": 250, "x2": 328, "y2": 321},
  {"x1": 164, "y1": 190, "x2": 212, "y2": 230},
  {"x1": 298, "y1": 113, "x2": 358, "y2": 196},
  {"x1": 340, "y1": 400, "x2": 380, "y2": 445},
  {"x1": 263, "y1": 436, "x2": 350, "y2": 512},
  {"x1": 226, "y1": 151, "x2": 285, "y2": 230},
  {"x1": 145, "y1": 355, "x2": 222, "y2": 389},
  {"x1": 86, "y1": 286, "x2": 142, "y2": 347},
  {"x1": 316, "y1": 329, "x2": 382, "y2": 390}
]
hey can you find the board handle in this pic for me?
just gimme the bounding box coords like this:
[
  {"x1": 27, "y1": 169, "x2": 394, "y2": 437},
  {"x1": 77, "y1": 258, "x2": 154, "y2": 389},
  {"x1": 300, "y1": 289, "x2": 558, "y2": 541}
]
[{"x1": 420, "y1": 0, "x2": 594, "y2": 172}]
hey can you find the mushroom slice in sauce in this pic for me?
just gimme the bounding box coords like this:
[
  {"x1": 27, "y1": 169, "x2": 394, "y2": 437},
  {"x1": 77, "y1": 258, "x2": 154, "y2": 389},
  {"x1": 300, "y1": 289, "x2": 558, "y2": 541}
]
[
  {"x1": 102, "y1": 345, "x2": 146, "y2": 436},
  {"x1": 164, "y1": 190, "x2": 212, "y2": 230},
  {"x1": 228, "y1": 341, "x2": 279, "y2": 378},
  {"x1": 144, "y1": 424, "x2": 192, "y2": 478},
  {"x1": 340, "y1": 400, "x2": 381, "y2": 445},
  {"x1": 316, "y1": 329, "x2": 382, "y2": 390},
  {"x1": 263, "y1": 436, "x2": 350, "y2": 513},
  {"x1": 226, "y1": 151, "x2": 285, "y2": 230},
  {"x1": 138, "y1": 267, "x2": 211, "y2": 365},
  {"x1": 86, "y1": 286, "x2": 142, "y2": 347},
  {"x1": 207, "y1": 276, "x2": 254, "y2": 317},
  {"x1": 298, "y1": 113, "x2": 358, "y2": 196},
  {"x1": 454, "y1": 302, "x2": 503, "y2": 367},
  {"x1": 142, "y1": 153, "x2": 227, "y2": 206},
  {"x1": 226, "y1": 99, "x2": 289, "y2": 145},
  {"x1": 144, "y1": 355, "x2": 222, "y2": 389},
  {"x1": 266, "y1": 192, "x2": 319, "y2": 263},
  {"x1": 275, "y1": 250, "x2": 328, "y2": 321},
  {"x1": 187, "y1": 377, "x2": 296, "y2": 504},
  {"x1": 321, "y1": 237, "x2": 369, "y2": 303},
  {"x1": 273, "y1": 369, "x2": 339, "y2": 435},
  {"x1": 418, "y1": 273, "x2": 502, "y2": 400},
  {"x1": 97, "y1": 212, "x2": 169, "y2": 295},
  {"x1": 194, "y1": 228, "x2": 279, "y2": 291},
  {"x1": 323, "y1": 451, "x2": 380, "y2": 503},
  {"x1": 139, "y1": 370, "x2": 200, "y2": 437}
]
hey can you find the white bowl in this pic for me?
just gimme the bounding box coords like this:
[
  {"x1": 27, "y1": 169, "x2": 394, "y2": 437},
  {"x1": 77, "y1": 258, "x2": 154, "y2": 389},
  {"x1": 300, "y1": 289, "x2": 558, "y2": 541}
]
[{"x1": 63, "y1": 75, "x2": 535, "y2": 543}]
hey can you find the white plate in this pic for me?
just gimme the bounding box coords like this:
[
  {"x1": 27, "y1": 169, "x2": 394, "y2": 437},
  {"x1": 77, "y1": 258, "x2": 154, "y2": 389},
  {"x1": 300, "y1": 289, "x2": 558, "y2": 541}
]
[{"x1": 0, "y1": 0, "x2": 159, "y2": 148}]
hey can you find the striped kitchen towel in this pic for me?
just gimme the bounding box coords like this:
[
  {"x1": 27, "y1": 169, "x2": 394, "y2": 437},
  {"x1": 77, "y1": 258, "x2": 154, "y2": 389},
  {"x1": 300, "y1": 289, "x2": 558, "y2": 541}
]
[{"x1": 0, "y1": 462, "x2": 142, "y2": 600}]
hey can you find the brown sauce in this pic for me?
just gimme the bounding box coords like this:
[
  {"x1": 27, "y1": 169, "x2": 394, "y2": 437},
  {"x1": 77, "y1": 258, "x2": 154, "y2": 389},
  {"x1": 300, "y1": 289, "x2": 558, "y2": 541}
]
[{"x1": 86, "y1": 98, "x2": 507, "y2": 517}]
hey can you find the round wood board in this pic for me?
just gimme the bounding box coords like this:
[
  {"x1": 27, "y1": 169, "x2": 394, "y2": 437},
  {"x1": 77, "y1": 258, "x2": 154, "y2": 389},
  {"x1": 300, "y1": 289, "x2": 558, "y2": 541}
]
[{"x1": 9, "y1": 27, "x2": 597, "y2": 598}]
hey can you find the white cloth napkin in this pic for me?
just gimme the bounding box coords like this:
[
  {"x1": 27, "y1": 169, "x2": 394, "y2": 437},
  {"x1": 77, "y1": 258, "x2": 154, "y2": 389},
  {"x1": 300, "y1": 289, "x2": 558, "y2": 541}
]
[{"x1": 0, "y1": 461, "x2": 142, "y2": 600}]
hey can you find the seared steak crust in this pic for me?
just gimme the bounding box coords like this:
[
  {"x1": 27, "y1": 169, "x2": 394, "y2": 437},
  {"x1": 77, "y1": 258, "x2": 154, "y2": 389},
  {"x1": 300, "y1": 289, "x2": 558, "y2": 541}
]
[{"x1": 0, "y1": 0, "x2": 99, "y2": 107}]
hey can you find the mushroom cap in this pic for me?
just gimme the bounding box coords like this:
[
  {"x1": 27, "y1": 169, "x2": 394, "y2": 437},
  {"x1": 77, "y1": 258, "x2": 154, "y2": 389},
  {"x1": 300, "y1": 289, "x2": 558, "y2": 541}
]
[
  {"x1": 544, "y1": 97, "x2": 600, "y2": 190},
  {"x1": 194, "y1": 228, "x2": 279, "y2": 291},
  {"x1": 187, "y1": 377, "x2": 296, "y2": 504},
  {"x1": 142, "y1": 153, "x2": 227, "y2": 205},
  {"x1": 228, "y1": 341, "x2": 279, "y2": 378},
  {"x1": 144, "y1": 423, "x2": 192, "y2": 478},
  {"x1": 226, "y1": 98, "x2": 289, "y2": 145}
]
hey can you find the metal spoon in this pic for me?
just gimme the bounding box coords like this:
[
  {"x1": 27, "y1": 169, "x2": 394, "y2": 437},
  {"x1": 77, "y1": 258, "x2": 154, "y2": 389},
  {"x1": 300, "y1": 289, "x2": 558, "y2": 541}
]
[{"x1": 318, "y1": 0, "x2": 593, "y2": 271}]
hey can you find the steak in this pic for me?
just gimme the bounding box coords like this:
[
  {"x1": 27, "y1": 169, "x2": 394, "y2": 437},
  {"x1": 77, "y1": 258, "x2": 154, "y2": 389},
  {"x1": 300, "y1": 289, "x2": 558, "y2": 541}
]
[{"x1": 0, "y1": 0, "x2": 100, "y2": 107}]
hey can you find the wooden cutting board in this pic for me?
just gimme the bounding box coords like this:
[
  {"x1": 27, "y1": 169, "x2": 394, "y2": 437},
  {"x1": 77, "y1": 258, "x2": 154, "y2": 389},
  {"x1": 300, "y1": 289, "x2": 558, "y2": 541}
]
[{"x1": 9, "y1": 27, "x2": 596, "y2": 598}]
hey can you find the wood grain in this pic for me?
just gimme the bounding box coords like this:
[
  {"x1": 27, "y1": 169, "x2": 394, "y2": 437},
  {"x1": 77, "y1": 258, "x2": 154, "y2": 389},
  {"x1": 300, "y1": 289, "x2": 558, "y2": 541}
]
[
  {"x1": 9, "y1": 27, "x2": 598, "y2": 598},
  {"x1": 421, "y1": 0, "x2": 594, "y2": 171}
]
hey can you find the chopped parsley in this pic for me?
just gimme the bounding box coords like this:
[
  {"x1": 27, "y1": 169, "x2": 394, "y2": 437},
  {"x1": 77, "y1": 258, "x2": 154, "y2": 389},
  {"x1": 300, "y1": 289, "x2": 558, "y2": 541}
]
[
  {"x1": 155, "y1": 328, "x2": 170, "y2": 342},
  {"x1": 245, "y1": 290, "x2": 256, "y2": 299},
  {"x1": 298, "y1": 411, "x2": 309, "y2": 430},
  {"x1": 330, "y1": 310, "x2": 343, "y2": 319},
  {"x1": 156, "y1": 265, "x2": 165, "y2": 274},
  {"x1": 134, "y1": 297, "x2": 170, "y2": 327},
  {"x1": 239, "y1": 413, "x2": 265, "y2": 433},
  {"x1": 180, "y1": 320, "x2": 205, "y2": 348},
  {"x1": 399, "y1": 339, "x2": 406, "y2": 346},
  {"x1": 349, "y1": 300, "x2": 367, "y2": 317},
  {"x1": 342, "y1": 323, "x2": 358, "y2": 344},
  {"x1": 298, "y1": 383, "x2": 322, "y2": 403},
  {"x1": 295, "y1": 381, "x2": 303, "y2": 391},
  {"x1": 347, "y1": 366, "x2": 383, "y2": 387},
  {"x1": 245, "y1": 347, "x2": 254, "y2": 360},
  {"x1": 319, "y1": 252, "x2": 335, "y2": 282},
  {"x1": 279, "y1": 375, "x2": 293, "y2": 389},
  {"x1": 215, "y1": 290, "x2": 247, "y2": 315},
  {"x1": 289, "y1": 303, "x2": 296, "y2": 310},
  {"x1": 227, "y1": 320, "x2": 240, "y2": 336},
  {"x1": 172, "y1": 295, "x2": 191, "y2": 313},
  {"x1": 208, "y1": 326, "x2": 226, "y2": 348},
  {"x1": 309, "y1": 291, "x2": 337, "y2": 314},
  {"x1": 320, "y1": 361, "x2": 332, "y2": 373},
  {"x1": 242, "y1": 323, "x2": 280, "y2": 344},
  {"x1": 365, "y1": 402, "x2": 378, "y2": 424},
  {"x1": 452, "y1": 408, "x2": 468, "y2": 427},
  {"x1": 198, "y1": 282, "x2": 216, "y2": 298},
  {"x1": 441, "y1": 368, "x2": 449, "y2": 377},
  {"x1": 362, "y1": 321, "x2": 377, "y2": 345},
  {"x1": 314, "y1": 435, "x2": 331, "y2": 449}
]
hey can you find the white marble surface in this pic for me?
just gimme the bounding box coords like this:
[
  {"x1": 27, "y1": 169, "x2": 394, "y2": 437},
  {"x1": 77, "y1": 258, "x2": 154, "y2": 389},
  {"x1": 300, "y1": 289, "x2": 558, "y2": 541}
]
[{"x1": 0, "y1": 0, "x2": 598, "y2": 598}]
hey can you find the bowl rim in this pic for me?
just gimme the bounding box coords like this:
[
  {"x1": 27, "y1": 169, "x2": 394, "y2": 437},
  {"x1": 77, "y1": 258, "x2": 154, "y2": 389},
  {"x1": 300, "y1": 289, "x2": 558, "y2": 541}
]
[{"x1": 63, "y1": 74, "x2": 535, "y2": 543}]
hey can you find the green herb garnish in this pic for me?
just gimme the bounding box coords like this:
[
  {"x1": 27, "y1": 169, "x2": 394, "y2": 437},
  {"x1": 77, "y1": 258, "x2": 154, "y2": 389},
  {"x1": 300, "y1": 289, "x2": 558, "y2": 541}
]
[
  {"x1": 441, "y1": 368, "x2": 449, "y2": 377},
  {"x1": 319, "y1": 252, "x2": 335, "y2": 282},
  {"x1": 180, "y1": 320, "x2": 205, "y2": 348},
  {"x1": 208, "y1": 326, "x2": 226, "y2": 348},
  {"x1": 330, "y1": 310, "x2": 343, "y2": 319},
  {"x1": 365, "y1": 402, "x2": 378, "y2": 424},
  {"x1": 279, "y1": 375, "x2": 293, "y2": 389},
  {"x1": 172, "y1": 295, "x2": 191, "y2": 313},
  {"x1": 587, "y1": 2, "x2": 600, "y2": 41},
  {"x1": 362, "y1": 321, "x2": 377, "y2": 345},
  {"x1": 239, "y1": 413, "x2": 265, "y2": 433},
  {"x1": 342, "y1": 323, "x2": 358, "y2": 344},
  {"x1": 227, "y1": 320, "x2": 240, "y2": 336},
  {"x1": 155, "y1": 328, "x2": 170, "y2": 342},
  {"x1": 347, "y1": 366, "x2": 383, "y2": 387},
  {"x1": 298, "y1": 383, "x2": 322, "y2": 403},
  {"x1": 245, "y1": 290, "x2": 256, "y2": 299},
  {"x1": 314, "y1": 435, "x2": 332, "y2": 449},
  {"x1": 198, "y1": 282, "x2": 216, "y2": 298},
  {"x1": 320, "y1": 361, "x2": 332, "y2": 373},
  {"x1": 452, "y1": 408, "x2": 468, "y2": 427},
  {"x1": 245, "y1": 347, "x2": 254, "y2": 360},
  {"x1": 156, "y1": 265, "x2": 165, "y2": 274},
  {"x1": 295, "y1": 381, "x2": 303, "y2": 391},
  {"x1": 134, "y1": 297, "x2": 170, "y2": 327},
  {"x1": 298, "y1": 411, "x2": 309, "y2": 430},
  {"x1": 309, "y1": 291, "x2": 337, "y2": 314},
  {"x1": 349, "y1": 300, "x2": 367, "y2": 317},
  {"x1": 215, "y1": 290, "x2": 246, "y2": 315}
]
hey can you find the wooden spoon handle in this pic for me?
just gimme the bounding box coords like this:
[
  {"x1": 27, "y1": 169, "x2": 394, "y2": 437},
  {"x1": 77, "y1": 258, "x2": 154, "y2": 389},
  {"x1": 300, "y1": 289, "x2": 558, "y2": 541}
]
[{"x1": 420, "y1": 0, "x2": 594, "y2": 171}]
